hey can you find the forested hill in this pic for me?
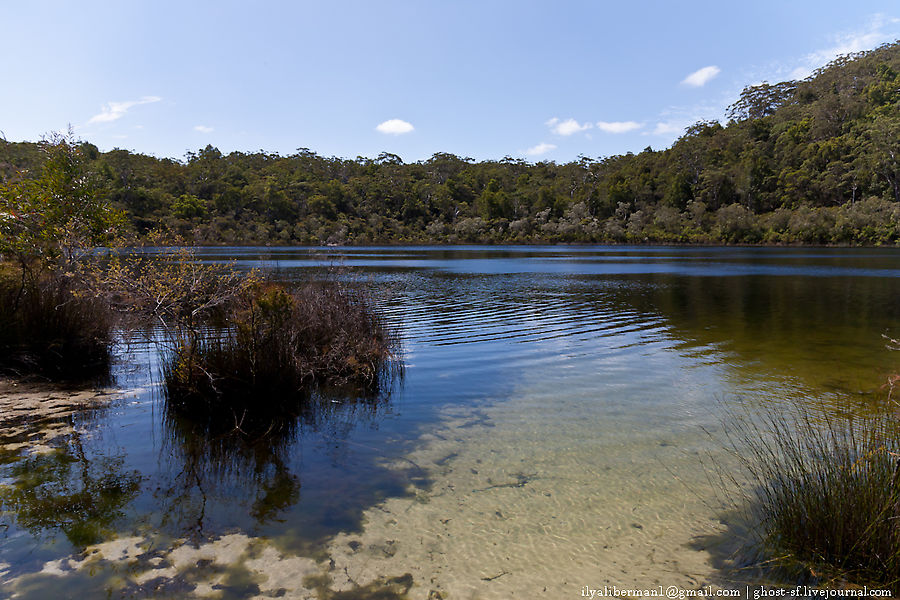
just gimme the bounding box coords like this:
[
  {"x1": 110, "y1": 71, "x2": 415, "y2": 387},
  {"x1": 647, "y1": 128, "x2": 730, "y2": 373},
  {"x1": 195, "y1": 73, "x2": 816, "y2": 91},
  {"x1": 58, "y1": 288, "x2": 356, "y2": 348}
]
[{"x1": 3, "y1": 41, "x2": 900, "y2": 245}]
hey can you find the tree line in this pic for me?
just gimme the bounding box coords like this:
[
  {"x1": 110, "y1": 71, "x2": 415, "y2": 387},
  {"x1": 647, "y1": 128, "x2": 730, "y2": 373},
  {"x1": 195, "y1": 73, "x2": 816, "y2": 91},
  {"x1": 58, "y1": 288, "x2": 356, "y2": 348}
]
[{"x1": 3, "y1": 41, "x2": 900, "y2": 246}]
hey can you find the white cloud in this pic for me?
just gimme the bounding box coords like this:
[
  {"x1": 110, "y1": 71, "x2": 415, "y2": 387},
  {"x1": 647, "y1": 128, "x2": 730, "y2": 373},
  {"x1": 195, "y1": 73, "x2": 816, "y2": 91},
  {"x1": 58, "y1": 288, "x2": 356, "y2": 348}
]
[
  {"x1": 790, "y1": 14, "x2": 900, "y2": 79},
  {"x1": 375, "y1": 119, "x2": 414, "y2": 135},
  {"x1": 194, "y1": 125, "x2": 214, "y2": 133},
  {"x1": 87, "y1": 96, "x2": 162, "y2": 124},
  {"x1": 651, "y1": 121, "x2": 685, "y2": 136},
  {"x1": 641, "y1": 100, "x2": 723, "y2": 139},
  {"x1": 524, "y1": 142, "x2": 556, "y2": 157},
  {"x1": 681, "y1": 66, "x2": 721, "y2": 87},
  {"x1": 596, "y1": 120, "x2": 642, "y2": 134},
  {"x1": 547, "y1": 117, "x2": 592, "y2": 136},
  {"x1": 789, "y1": 65, "x2": 813, "y2": 80}
]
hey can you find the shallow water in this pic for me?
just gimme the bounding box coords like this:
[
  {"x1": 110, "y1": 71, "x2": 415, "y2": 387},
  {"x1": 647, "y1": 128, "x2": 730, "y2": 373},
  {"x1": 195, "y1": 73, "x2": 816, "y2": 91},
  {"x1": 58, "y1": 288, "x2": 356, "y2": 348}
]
[{"x1": 1, "y1": 246, "x2": 899, "y2": 598}]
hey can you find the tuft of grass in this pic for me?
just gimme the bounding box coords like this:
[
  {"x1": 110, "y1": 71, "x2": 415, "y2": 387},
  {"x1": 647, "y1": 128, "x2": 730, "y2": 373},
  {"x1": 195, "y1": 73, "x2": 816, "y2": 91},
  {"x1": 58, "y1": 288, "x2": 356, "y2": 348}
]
[
  {"x1": 162, "y1": 280, "x2": 400, "y2": 418},
  {"x1": 0, "y1": 268, "x2": 113, "y2": 380},
  {"x1": 722, "y1": 402, "x2": 900, "y2": 589}
]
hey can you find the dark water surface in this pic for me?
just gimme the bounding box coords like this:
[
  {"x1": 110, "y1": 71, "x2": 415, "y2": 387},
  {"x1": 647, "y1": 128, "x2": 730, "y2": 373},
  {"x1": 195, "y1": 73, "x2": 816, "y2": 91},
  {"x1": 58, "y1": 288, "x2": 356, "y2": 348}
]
[{"x1": 1, "y1": 246, "x2": 899, "y2": 598}]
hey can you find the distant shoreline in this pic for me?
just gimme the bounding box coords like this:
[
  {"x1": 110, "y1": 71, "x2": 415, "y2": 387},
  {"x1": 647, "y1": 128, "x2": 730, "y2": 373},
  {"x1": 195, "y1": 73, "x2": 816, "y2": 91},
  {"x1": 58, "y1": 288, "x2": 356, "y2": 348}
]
[{"x1": 127, "y1": 240, "x2": 900, "y2": 249}]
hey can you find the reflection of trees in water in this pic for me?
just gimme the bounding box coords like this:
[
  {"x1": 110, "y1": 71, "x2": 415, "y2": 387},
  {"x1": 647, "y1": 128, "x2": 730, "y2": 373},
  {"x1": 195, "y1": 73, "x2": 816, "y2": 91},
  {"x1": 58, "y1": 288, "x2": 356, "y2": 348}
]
[
  {"x1": 0, "y1": 403, "x2": 142, "y2": 549},
  {"x1": 423, "y1": 270, "x2": 900, "y2": 407},
  {"x1": 157, "y1": 378, "x2": 400, "y2": 541},
  {"x1": 592, "y1": 274, "x2": 900, "y2": 404}
]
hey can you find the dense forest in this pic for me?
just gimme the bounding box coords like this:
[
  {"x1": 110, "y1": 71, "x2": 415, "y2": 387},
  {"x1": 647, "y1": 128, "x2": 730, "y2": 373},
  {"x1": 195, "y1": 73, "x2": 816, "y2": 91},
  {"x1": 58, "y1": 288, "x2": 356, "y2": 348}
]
[{"x1": 3, "y1": 41, "x2": 900, "y2": 246}]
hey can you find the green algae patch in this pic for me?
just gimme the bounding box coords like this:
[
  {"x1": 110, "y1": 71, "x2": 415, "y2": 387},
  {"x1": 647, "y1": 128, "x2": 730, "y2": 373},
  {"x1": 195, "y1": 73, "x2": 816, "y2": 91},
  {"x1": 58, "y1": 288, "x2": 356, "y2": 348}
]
[{"x1": 304, "y1": 572, "x2": 414, "y2": 600}]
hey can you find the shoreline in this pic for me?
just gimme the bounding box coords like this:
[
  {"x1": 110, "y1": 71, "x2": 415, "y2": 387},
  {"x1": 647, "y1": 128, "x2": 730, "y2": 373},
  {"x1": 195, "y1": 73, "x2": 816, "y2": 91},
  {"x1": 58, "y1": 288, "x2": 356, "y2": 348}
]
[
  {"x1": 121, "y1": 240, "x2": 900, "y2": 249},
  {"x1": 0, "y1": 379, "x2": 124, "y2": 454}
]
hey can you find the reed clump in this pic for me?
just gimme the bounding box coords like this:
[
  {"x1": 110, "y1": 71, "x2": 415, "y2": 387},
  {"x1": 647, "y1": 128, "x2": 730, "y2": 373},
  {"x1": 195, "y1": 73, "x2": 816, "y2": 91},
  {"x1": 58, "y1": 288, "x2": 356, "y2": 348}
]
[
  {"x1": 0, "y1": 267, "x2": 113, "y2": 380},
  {"x1": 162, "y1": 280, "x2": 399, "y2": 416},
  {"x1": 724, "y1": 403, "x2": 900, "y2": 589}
]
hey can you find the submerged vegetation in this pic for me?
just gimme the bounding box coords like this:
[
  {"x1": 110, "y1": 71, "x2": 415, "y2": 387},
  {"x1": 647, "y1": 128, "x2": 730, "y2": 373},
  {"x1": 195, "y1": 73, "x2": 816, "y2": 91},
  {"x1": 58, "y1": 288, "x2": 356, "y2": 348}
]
[
  {"x1": 4, "y1": 42, "x2": 900, "y2": 246},
  {"x1": 721, "y1": 400, "x2": 900, "y2": 590}
]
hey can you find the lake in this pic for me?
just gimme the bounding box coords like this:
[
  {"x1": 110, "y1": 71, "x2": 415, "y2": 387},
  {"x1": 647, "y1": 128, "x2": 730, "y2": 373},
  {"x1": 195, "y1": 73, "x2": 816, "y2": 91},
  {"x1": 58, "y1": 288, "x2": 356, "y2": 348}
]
[{"x1": 1, "y1": 245, "x2": 899, "y2": 599}]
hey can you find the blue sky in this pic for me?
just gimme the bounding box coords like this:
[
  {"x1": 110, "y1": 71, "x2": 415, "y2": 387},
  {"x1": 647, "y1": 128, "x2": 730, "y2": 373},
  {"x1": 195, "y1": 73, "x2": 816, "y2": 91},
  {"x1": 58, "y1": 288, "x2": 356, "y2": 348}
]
[{"x1": 2, "y1": 1, "x2": 899, "y2": 163}]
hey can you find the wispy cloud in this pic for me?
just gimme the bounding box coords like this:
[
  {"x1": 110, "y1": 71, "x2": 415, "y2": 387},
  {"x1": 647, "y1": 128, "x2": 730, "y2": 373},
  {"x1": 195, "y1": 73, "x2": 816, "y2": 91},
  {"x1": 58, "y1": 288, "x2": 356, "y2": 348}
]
[
  {"x1": 644, "y1": 98, "x2": 724, "y2": 138},
  {"x1": 789, "y1": 14, "x2": 900, "y2": 79},
  {"x1": 596, "y1": 120, "x2": 643, "y2": 134},
  {"x1": 546, "y1": 117, "x2": 592, "y2": 136},
  {"x1": 681, "y1": 66, "x2": 721, "y2": 87},
  {"x1": 194, "y1": 125, "x2": 214, "y2": 133},
  {"x1": 87, "y1": 96, "x2": 162, "y2": 125},
  {"x1": 651, "y1": 121, "x2": 685, "y2": 136},
  {"x1": 375, "y1": 119, "x2": 414, "y2": 135},
  {"x1": 524, "y1": 142, "x2": 556, "y2": 157}
]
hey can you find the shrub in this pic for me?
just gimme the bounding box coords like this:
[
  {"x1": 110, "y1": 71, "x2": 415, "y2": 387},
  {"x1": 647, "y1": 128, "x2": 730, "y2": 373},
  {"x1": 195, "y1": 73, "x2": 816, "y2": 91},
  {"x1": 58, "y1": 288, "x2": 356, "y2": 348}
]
[
  {"x1": 787, "y1": 206, "x2": 834, "y2": 244},
  {"x1": 652, "y1": 205, "x2": 685, "y2": 237},
  {"x1": 454, "y1": 216, "x2": 487, "y2": 241},
  {"x1": 722, "y1": 402, "x2": 900, "y2": 589},
  {"x1": 714, "y1": 203, "x2": 761, "y2": 243},
  {"x1": 162, "y1": 281, "x2": 399, "y2": 418}
]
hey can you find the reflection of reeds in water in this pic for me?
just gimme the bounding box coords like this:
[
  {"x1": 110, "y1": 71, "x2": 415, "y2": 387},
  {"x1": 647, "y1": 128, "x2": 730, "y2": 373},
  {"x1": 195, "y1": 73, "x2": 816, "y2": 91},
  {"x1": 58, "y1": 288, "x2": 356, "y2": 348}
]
[
  {"x1": 717, "y1": 401, "x2": 900, "y2": 590},
  {"x1": 150, "y1": 279, "x2": 403, "y2": 539},
  {"x1": 158, "y1": 373, "x2": 402, "y2": 538},
  {"x1": 161, "y1": 382, "x2": 399, "y2": 477}
]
